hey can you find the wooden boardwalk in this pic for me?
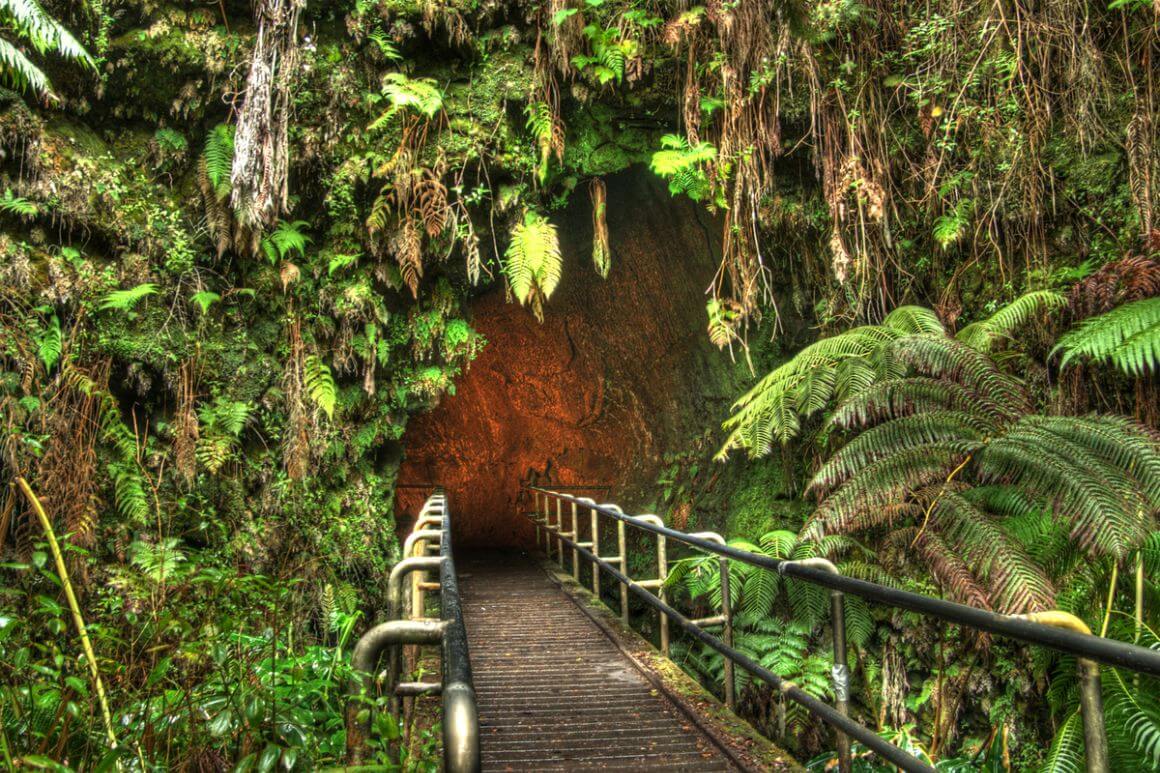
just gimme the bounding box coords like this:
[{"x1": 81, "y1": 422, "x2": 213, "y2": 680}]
[{"x1": 459, "y1": 553, "x2": 737, "y2": 771}]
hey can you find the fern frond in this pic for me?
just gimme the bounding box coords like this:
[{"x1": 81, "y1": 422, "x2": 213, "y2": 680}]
[
  {"x1": 1055, "y1": 297, "x2": 1160, "y2": 375},
  {"x1": 99, "y1": 283, "x2": 158, "y2": 312},
  {"x1": 882, "y1": 305, "x2": 946, "y2": 335},
  {"x1": 1041, "y1": 710, "x2": 1086, "y2": 773},
  {"x1": 812, "y1": 411, "x2": 988, "y2": 496},
  {"x1": 503, "y1": 212, "x2": 562, "y2": 315},
  {"x1": 202, "y1": 124, "x2": 235, "y2": 200},
  {"x1": 956, "y1": 290, "x2": 1066, "y2": 351},
  {"x1": 304, "y1": 355, "x2": 337, "y2": 420}
]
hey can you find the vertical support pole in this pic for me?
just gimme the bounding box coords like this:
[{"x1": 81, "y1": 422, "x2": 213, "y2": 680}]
[
  {"x1": 543, "y1": 494, "x2": 551, "y2": 559},
  {"x1": 1078, "y1": 658, "x2": 1110, "y2": 773},
  {"x1": 571, "y1": 501, "x2": 580, "y2": 582},
  {"x1": 657, "y1": 532, "x2": 669, "y2": 656},
  {"x1": 534, "y1": 491, "x2": 542, "y2": 551},
  {"x1": 1014, "y1": 611, "x2": 1108, "y2": 773},
  {"x1": 618, "y1": 518, "x2": 629, "y2": 626},
  {"x1": 719, "y1": 556, "x2": 735, "y2": 711},
  {"x1": 831, "y1": 589, "x2": 851, "y2": 773},
  {"x1": 556, "y1": 498, "x2": 564, "y2": 569},
  {"x1": 591, "y1": 505, "x2": 601, "y2": 599}
]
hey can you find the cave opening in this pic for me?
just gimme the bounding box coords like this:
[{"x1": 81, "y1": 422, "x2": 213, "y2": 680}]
[{"x1": 397, "y1": 168, "x2": 735, "y2": 548}]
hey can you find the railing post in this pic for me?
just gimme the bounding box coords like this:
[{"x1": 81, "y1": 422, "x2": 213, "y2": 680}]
[
  {"x1": 784, "y1": 558, "x2": 851, "y2": 772},
  {"x1": 556, "y1": 497, "x2": 565, "y2": 569},
  {"x1": 657, "y1": 531, "x2": 669, "y2": 656},
  {"x1": 591, "y1": 504, "x2": 601, "y2": 598},
  {"x1": 1016, "y1": 612, "x2": 1109, "y2": 773},
  {"x1": 543, "y1": 493, "x2": 551, "y2": 559},
  {"x1": 571, "y1": 501, "x2": 580, "y2": 582},
  {"x1": 719, "y1": 555, "x2": 735, "y2": 711},
  {"x1": 618, "y1": 517, "x2": 629, "y2": 626},
  {"x1": 831, "y1": 589, "x2": 851, "y2": 772}
]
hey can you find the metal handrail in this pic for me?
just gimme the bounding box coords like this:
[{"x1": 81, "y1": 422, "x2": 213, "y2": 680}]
[
  {"x1": 526, "y1": 485, "x2": 1160, "y2": 773},
  {"x1": 348, "y1": 490, "x2": 480, "y2": 772}
]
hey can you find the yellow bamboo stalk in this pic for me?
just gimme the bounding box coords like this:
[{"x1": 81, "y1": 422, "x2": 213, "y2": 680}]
[
  {"x1": 15, "y1": 477, "x2": 118, "y2": 750},
  {"x1": 1099, "y1": 562, "x2": 1118, "y2": 638}
]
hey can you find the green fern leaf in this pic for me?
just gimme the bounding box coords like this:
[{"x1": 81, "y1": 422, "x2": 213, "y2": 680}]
[
  {"x1": 304, "y1": 355, "x2": 337, "y2": 419},
  {"x1": 1055, "y1": 298, "x2": 1160, "y2": 376},
  {"x1": 202, "y1": 124, "x2": 235, "y2": 200},
  {"x1": 99, "y1": 283, "x2": 158, "y2": 312}
]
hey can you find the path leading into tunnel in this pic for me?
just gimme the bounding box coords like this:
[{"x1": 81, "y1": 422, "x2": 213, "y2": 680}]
[{"x1": 458, "y1": 552, "x2": 738, "y2": 771}]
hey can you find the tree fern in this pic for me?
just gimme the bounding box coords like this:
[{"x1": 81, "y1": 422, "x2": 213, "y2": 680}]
[
  {"x1": 806, "y1": 324, "x2": 1160, "y2": 609},
  {"x1": 1041, "y1": 710, "x2": 1085, "y2": 773},
  {"x1": 720, "y1": 293, "x2": 1065, "y2": 459},
  {"x1": 955, "y1": 290, "x2": 1066, "y2": 351},
  {"x1": 503, "y1": 211, "x2": 561, "y2": 321},
  {"x1": 0, "y1": 0, "x2": 94, "y2": 97},
  {"x1": 1054, "y1": 297, "x2": 1160, "y2": 377}
]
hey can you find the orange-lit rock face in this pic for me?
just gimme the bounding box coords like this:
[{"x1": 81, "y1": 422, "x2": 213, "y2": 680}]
[{"x1": 400, "y1": 170, "x2": 727, "y2": 547}]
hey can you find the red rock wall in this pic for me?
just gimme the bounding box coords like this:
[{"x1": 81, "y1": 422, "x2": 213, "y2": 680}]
[{"x1": 399, "y1": 169, "x2": 727, "y2": 547}]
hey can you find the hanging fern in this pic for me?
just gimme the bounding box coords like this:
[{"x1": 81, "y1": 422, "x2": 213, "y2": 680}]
[
  {"x1": 503, "y1": 211, "x2": 562, "y2": 321},
  {"x1": 1054, "y1": 297, "x2": 1160, "y2": 377},
  {"x1": 0, "y1": 189, "x2": 39, "y2": 219},
  {"x1": 590, "y1": 178, "x2": 610, "y2": 278},
  {"x1": 98, "y1": 283, "x2": 158, "y2": 313},
  {"x1": 650, "y1": 134, "x2": 717, "y2": 202},
  {"x1": 369, "y1": 72, "x2": 444, "y2": 130},
  {"x1": 202, "y1": 124, "x2": 235, "y2": 200},
  {"x1": 35, "y1": 312, "x2": 61, "y2": 371},
  {"x1": 261, "y1": 220, "x2": 311, "y2": 265},
  {"x1": 304, "y1": 355, "x2": 337, "y2": 419}
]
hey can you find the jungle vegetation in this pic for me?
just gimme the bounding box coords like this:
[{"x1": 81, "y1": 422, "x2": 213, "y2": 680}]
[{"x1": 0, "y1": 0, "x2": 1156, "y2": 770}]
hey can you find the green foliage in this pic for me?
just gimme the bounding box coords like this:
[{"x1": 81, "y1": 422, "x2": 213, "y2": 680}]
[
  {"x1": 0, "y1": 0, "x2": 94, "y2": 97},
  {"x1": 650, "y1": 134, "x2": 718, "y2": 202},
  {"x1": 503, "y1": 211, "x2": 562, "y2": 320},
  {"x1": 0, "y1": 188, "x2": 39, "y2": 219},
  {"x1": 1054, "y1": 297, "x2": 1160, "y2": 377},
  {"x1": 262, "y1": 220, "x2": 311, "y2": 265},
  {"x1": 719, "y1": 292, "x2": 1066, "y2": 458},
  {"x1": 805, "y1": 330, "x2": 1160, "y2": 610},
  {"x1": 203, "y1": 123, "x2": 236, "y2": 199},
  {"x1": 98, "y1": 282, "x2": 158, "y2": 313},
  {"x1": 35, "y1": 312, "x2": 60, "y2": 371},
  {"x1": 571, "y1": 24, "x2": 637, "y2": 85},
  {"x1": 190, "y1": 290, "x2": 221, "y2": 314},
  {"x1": 956, "y1": 290, "x2": 1066, "y2": 351},
  {"x1": 304, "y1": 355, "x2": 337, "y2": 419},
  {"x1": 525, "y1": 101, "x2": 557, "y2": 184},
  {"x1": 370, "y1": 72, "x2": 444, "y2": 129}
]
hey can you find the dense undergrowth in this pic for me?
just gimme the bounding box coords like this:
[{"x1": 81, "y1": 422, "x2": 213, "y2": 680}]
[{"x1": 0, "y1": 0, "x2": 1157, "y2": 769}]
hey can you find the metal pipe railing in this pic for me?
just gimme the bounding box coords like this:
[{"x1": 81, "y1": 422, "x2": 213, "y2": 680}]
[
  {"x1": 348, "y1": 489, "x2": 480, "y2": 772},
  {"x1": 526, "y1": 485, "x2": 1160, "y2": 773}
]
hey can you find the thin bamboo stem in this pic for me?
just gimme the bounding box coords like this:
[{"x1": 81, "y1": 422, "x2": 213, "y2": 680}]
[{"x1": 15, "y1": 478, "x2": 119, "y2": 751}]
